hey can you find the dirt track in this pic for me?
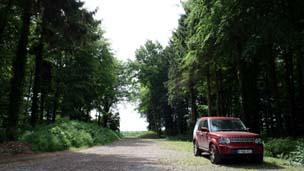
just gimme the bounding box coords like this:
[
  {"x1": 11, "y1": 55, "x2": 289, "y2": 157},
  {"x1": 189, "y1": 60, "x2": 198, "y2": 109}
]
[{"x1": 0, "y1": 138, "x2": 298, "y2": 171}]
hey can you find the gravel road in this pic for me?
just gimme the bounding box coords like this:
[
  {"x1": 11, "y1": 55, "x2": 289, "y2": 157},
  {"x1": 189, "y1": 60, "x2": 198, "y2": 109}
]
[{"x1": 0, "y1": 138, "x2": 298, "y2": 171}]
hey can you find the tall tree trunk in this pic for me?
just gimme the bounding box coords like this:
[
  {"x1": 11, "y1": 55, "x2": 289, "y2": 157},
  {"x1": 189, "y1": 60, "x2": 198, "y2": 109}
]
[
  {"x1": 97, "y1": 112, "x2": 101, "y2": 125},
  {"x1": 52, "y1": 58, "x2": 62, "y2": 123},
  {"x1": 164, "y1": 104, "x2": 174, "y2": 136},
  {"x1": 30, "y1": 48, "x2": 42, "y2": 126},
  {"x1": 24, "y1": 69, "x2": 33, "y2": 114},
  {"x1": 39, "y1": 91, "x2": 45, "y2": 121},
  {"x1": 189, "y1": 80, "x2": 197, "y2": 129},
  {"x1": 46, "y1": 108, "x2": 51, "y2": 123},
  {"x1": 240, "y1": 62, "x2": 260, "y2": 133},
  {"x1": 52, "y1": 83, "x2": 59, "y2": 123},
  {"x1": 6, "y1": 0, "x2": 32, "y2": 140},
  {"x1": 215, "y1": 67, "x2": 225, "y2": 116},
  {"x1": 284, "y1": 50, "x2": 296, "y2": 136},
  {"x1": 102, "y1": 101, "x2": 110, "y2": 127},
  {"x1": 236, "y1": 41, "x2": 260, "y2": 133},
  {"x1": 296, "y1": 49, "x2": 304, "y2": 135},
  {"x1": 206, "y1": 65, "x2": 214, "y2": 116},
  {"x1": 30, "y1": 29, "x2": 45, "y2": 127},
  {"x1": 102, "y1": 113, "x2": 108, "y2": 128},
  {"x1": 0, "y1": 0, "x2": 13, "y2": 43},
  {"x1": 266, "y1": 44, "x2": 282, "y2": 136}
]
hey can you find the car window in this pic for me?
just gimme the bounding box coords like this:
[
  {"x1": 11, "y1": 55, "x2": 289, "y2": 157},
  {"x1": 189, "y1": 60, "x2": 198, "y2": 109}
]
[
  {"x1": 194, "y1": 120, "x2": 200, "y2": 131},
  {"x1": 203, "y1": 120, "x2": 208, "y2": 128},
  {"x1": 210, "y1": 119, "x2": 246, "y2": 132},
  {"x1": 199, "y1": 120, "x2": 208, "y2": 128}
]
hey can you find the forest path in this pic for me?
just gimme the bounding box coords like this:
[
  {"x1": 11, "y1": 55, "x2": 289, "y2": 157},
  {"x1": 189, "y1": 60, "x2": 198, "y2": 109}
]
[{"x1": 0, "y1": 138, "x2": 294, "y2": 171}]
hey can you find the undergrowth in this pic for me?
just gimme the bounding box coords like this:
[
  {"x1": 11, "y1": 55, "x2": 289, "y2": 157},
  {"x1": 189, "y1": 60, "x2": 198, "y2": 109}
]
[{"x1": 20, "y1": 119, "x2": 121, "y2": 152}]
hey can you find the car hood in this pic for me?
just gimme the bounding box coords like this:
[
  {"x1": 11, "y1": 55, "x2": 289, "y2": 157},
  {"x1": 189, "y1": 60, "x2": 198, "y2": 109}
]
[{"x1": 211, "y1": 131, "x2": 259, "y2": 138}]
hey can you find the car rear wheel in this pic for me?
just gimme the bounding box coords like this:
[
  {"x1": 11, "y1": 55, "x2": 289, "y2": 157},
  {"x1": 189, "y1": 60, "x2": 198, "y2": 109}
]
[
  {"x1": 193, "y1": 141, "x2": 202, "y2": 156},
  {"x1": 210, "y1": 144, "x2": 221, "y2": 164}
]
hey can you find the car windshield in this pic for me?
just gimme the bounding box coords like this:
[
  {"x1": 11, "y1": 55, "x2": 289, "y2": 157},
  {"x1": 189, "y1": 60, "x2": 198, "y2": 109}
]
[{"x1": 210, "y1": 119, "x2": 247, "y2": 132}]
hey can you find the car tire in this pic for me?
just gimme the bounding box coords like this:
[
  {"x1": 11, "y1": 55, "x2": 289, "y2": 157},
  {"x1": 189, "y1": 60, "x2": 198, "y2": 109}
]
[
  {"x1": 210, "y1": 144, "x2": 221, "y2": 164},
  {"x1": 255, "y1": 154, "x2": 263, "y2": 164},
  {"x1": 193, "y1": 141, "x2": 202, "y2": 156}
]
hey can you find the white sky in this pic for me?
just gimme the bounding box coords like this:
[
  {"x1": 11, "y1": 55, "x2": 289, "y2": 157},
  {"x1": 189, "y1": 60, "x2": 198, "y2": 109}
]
[{"x1": 84, "y1": 0, "x2": 184, "y2": 131}]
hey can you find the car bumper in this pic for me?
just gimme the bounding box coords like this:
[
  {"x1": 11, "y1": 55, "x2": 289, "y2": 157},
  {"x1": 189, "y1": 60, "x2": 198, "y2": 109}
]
[{"x1": 218, "y1": 143, "x2": 263, "y2": 155}]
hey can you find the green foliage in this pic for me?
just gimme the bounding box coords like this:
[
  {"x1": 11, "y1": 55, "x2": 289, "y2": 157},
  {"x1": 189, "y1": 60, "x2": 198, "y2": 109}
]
[
  {"x1": 264, "y1": 138, "x2": 304, "y2": 165},
  {"x1": 133, "y1": 40, "x2": 173, "y2": 135},
  {"x1": 264, "y1": 138, "x2": 297, "y2": 158},
  {"x1": 132, "y1": 0, "x2": 304, "y2": 137},
  {"x1": 20, "y1": 120, "x2": 120, "y2": 152},
  {"x1": 290, "y1": 141, "x2": 304, "y2": 165},
  {"x1": 0, "y1": 0, "x2": 124, "y2": 141}
]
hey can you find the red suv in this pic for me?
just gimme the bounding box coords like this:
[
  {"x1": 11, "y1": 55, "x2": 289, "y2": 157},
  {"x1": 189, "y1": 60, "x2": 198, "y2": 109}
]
[{"x1": 193, "y1": 117, "x2": 263, "y2": 164}]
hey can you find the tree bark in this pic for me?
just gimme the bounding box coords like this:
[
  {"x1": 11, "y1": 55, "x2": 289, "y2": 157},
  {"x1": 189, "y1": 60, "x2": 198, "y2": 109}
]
[
  {"x1": 46, "y1": 108, "x2": 51, "y2": 123},
  {"x1": 206, "y1": 65, "x2": 214, "y2": 116},
  {"x1": 30, "y1": 22, "x2": 45, "y2": 127},
  {"x1": 97, "y1": 112, "x2": 101, "y2": 125},
  {"x1": 215, "y1": 67, "x2": 225, "y2": 116},
  {"x1": 39, "y1": 91, "x2": 45, "y2": 121},
  {"x1": 296, "y1": 49, "x2": 304, "y2": 135},
  {"x1": 6, "y1": 0, "x2": 32, "y2": 140},
  {"x1": 265, "y1": 43, "x2": 282, "y2": 136},
  {"x1": 52, "y1": 83, "x2": 59, "y2": 123},
  {"x1": 236, "y1": 41, "x2": 260, "y2": 133},
  {"x1": 241, "y1": 65, "x2": 260, "y2": 133},
  {"x1": 284, "y1": 50, "x2": 296, "y2": 136},
  {"x1": 30, "y1": 46, "x2": 42, "y2": 126},
  {"x1": 189, "y1": 80, "x2": 197, "y2": 129},
  {"x1": 164, "y1": 104, "x2": 175, "y2": 136}
]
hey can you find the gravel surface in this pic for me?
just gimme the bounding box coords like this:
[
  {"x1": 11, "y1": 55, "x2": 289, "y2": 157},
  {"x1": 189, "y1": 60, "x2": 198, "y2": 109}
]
[{"x1": 0, "y1": 138, "x2": 299, "y2": 171}]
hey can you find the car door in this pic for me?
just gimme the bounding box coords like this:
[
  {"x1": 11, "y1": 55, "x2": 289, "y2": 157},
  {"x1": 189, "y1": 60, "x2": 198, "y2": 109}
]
[
  {"x1": 195, "y1": 120, "x2": 202, "y2": 148},
  {"x1": 196, "y1": 119, "x2": 204, "y2": 148},
  {"x1": 201, "y1": 119, "x2": 209, "y2": 149}
]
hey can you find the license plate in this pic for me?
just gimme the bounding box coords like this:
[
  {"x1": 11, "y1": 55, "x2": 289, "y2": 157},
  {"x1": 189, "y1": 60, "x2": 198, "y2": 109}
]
[{"x1": 237, "y1": 149, "x2": 253, "y2": 154}]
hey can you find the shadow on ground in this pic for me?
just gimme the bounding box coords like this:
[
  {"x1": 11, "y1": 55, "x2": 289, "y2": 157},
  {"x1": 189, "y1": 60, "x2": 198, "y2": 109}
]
[
  {"x1": 0, "y1": 151, "x2": 164, "y2": 171},
  {"x1": 201, "y1": 155, "x2": 285, "y2": 170}
]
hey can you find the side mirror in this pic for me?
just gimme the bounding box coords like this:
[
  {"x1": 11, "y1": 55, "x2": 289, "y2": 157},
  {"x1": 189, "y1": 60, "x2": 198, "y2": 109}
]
[
  {"x1": 199, "y1": 127, "x2": 209, "y2": 132},
  {"x1": 246, "y1": 128, "x2": 250, "y2": 132}
]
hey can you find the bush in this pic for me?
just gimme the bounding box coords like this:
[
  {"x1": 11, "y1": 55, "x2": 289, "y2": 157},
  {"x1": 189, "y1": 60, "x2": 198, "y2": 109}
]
[
  {"x1": 290, "y1": 140, "x2": 304, "y2": 165},
  {"x1": 264, "y1": 138, "x2": 297, "y2": 159},
  {"x1": 20, "y1": 120, "x2": 120, "y2": 152}
]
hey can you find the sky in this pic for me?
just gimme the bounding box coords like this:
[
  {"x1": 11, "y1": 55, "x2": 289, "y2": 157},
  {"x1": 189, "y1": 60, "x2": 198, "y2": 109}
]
[{"x1": 84, "y1": 0, "x2": 184, "y2": 131}]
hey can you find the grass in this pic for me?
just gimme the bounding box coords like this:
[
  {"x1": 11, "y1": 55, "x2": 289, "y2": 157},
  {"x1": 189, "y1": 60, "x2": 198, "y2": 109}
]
[
  {"x1": 158, "y1": 138, "x2": 304, "y2": 170},
  {"x1": 121, "y1": 131, "x2": 159, "y2": 138},
  {"x1": 160, "y1": 139, "x2": 193, "y2": 152}
]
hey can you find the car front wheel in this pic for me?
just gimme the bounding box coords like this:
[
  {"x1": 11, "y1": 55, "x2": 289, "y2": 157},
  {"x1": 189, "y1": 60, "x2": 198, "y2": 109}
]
[
  {"x1": 254, "y1": 154, "x2": 263, "y2": 163},
  {"x1": 210, "y1": 144, "x2": 221, "y2": 164},
  {"x1": 193, "y1": 141, "x2": 202, "y2": 156}
]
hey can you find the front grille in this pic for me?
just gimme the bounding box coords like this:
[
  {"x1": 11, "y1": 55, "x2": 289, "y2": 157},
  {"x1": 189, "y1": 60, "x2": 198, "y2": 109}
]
[{"x1": 230, "y1": 137, "x2": 255, "y2": 143}]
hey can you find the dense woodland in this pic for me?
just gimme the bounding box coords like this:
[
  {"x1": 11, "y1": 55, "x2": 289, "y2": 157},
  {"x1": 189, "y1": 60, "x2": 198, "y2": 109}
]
[
  {"x1": 0, "y1": 0, "x2": 124, "y2": 141},
  {"x1": 1, "y1": 0, "x2": 304, "y2": 142},
  {"x1": 132, "y1": 0, "x2": 304, "y2": 137}
]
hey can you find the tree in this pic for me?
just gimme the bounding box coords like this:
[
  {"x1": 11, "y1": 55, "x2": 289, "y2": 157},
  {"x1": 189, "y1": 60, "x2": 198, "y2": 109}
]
[
  {"x1": 133, "y1": 0, "x2": 304, "y2": 137},
  {"x1": 1, "y1": 0, "x2": 124, "y2": 141},
  {"x1": 6, "y1": 0, "x2": 33, "y2": 140}
]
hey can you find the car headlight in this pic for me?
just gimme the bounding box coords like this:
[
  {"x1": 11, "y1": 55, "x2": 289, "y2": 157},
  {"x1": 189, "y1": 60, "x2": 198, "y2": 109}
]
[
  {"x1": 255, "y1": 138, "x2": 263, "y2": 144},
  {"x1": 219, "y1": 137, "x2": 230, "y2": 144}
]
